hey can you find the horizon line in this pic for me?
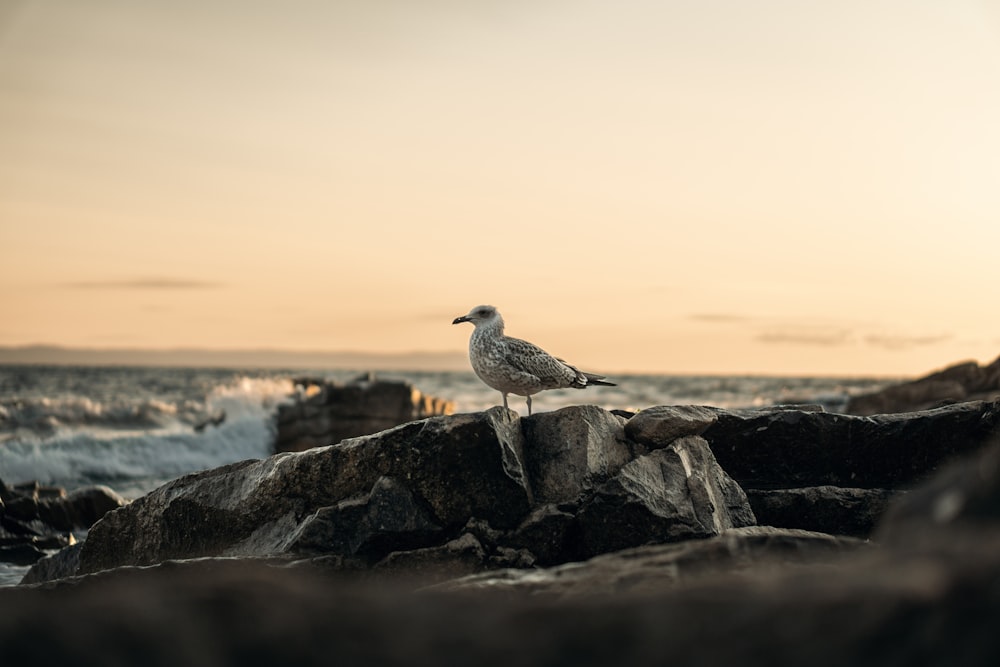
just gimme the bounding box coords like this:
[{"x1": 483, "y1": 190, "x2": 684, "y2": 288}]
[{"x1": 0, "y1": 343, "x2": 912, "y2": 379}]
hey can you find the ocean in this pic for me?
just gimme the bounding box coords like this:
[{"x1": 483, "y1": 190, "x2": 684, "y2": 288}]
[{"x1": 0, "y1": 364, "x2": 892, "y2": 585}]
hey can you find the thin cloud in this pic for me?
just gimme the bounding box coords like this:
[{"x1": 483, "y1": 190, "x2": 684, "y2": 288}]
[
  {"x1": 690, "y1": 313, "x2": 750, "y2": 323},
  {"x1": 756, "y1": 329, "x2": 853, "y2": 346},
  {"x1": 864, "y1": 333, "x2": 952, "y2": 350},
  {"x1": 62, "y1": 278, "x2": 224, "y2": 290}
]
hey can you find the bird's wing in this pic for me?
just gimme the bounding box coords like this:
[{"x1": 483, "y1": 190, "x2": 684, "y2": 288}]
[{"x1": 502, "y1": 336, "x2": 577, "y2": 387}]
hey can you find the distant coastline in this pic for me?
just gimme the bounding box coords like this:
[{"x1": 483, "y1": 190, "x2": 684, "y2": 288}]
[{"x1": 0, "y1": 345, "x2": 470, "y2": 371}]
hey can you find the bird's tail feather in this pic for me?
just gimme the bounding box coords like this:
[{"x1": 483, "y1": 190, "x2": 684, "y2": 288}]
[{"x1": 583, "y1": 372, "x2": 616, "y2": 387}]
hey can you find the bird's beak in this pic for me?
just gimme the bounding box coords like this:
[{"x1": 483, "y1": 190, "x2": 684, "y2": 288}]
[{"x1": 452, "y1": 316, "x2": 470, "y2": 325}]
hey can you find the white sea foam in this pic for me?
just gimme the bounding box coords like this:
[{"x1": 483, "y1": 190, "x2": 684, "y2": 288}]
[{"x1": 0, "y1": 376, "x2": 293, "y2": 498}]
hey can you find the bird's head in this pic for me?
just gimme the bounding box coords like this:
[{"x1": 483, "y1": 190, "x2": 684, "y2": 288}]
[{"x1": 452, "y1": 305, "x2": 501, "y2": 327}]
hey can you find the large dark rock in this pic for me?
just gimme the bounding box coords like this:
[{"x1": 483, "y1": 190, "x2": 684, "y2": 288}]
[
  {"x1": 78, "y1": 408, "x2": 532, "y2": 575},
  {"x1": 746, "y1": 486, "x2": 899, "y2": 538},
  {"x1": 575, "y1": 436, "x2": 755, "y2": 558},
  {"x1": 847, "y1": 356, "x2": 1000, "y2": 415},
  {"x1": 702, "y1": 400, "x2": 1000, "y2": 489},
  {"x1": 287, "y1": 476, "x2": 444, "y2": 561},
  {"x1": 520, "y1": 405, "x2": 632, "y2": 503},
  {"x1": 0, "y1": 479, "x2": 121, "y2": 565},
  {"x1": 18, "y1": 543, "x2": 83, "y2": 585},
  {"x1": 274, "y1": 375, "x2": 455, "y2": 453},
  {"x1": 36, "y1": 486, "x2": 127, "y2": 532},
  {"x1": 42, "y1": 405, "x2": 754, "y2": 583},
  {"x1": 431, "y1": 526, "x2": 865, "y2": 598}
]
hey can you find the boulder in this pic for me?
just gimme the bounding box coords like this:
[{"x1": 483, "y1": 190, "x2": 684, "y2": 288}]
[
  {"x1": 746, "y1": 487, "x2": 899, "y2": 538},
  {"x1": 431, "y1": 526, "x2": 865, "y2": 598},
  {"x1": 286, "y1": 476, "x2": 444, "y2": 561},
  {"x1": 77, "y1": 408, "x2": 533, "y2": 574},
  {"x1": 624, "y1": 404, "x2": 719, "y2": 448},
  {"x1": 51, "y1": 405, "x2": 756, "y2": 582},
  {"x1": 520, "y1": 405, "x2": 632, "y2": 503},
  {"x1": 574, "y1": 436, "x2": 755, "y2": 558},
  {"x1": 702, "y1": 400, "x2": 1000, "y2": 489},
  {"x1": 274, "y1": 374, "x2": 455, "y2": 452},
  {"x1": 36, "y1": 486, "x2": 127, "y2": 532},
  {"x1": 0, "y1": 481, "x2": 121, "y2": 565},
  {"x1": 847, "y1": 356, "x2": 1000, "y2": 415},
  {"x1": 19, "y1": 543, "x2": 84, "y2": 585}
]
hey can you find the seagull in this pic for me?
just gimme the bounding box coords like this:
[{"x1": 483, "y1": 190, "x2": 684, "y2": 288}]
[{"x1": 452, "y1": 304, "x2": 615, "y2": 415}]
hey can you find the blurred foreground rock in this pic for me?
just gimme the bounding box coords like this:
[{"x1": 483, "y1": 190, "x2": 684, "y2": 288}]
[
  {"x1": 274, "y1": 374, "x2": 455, "y2": 453},
  {"x1": 846, "y1": 355, "x2": 1000, "y2": 415}
]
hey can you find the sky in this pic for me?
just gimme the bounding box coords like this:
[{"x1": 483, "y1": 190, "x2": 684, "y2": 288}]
[{"x1": 1, "y1": 0, "x2": 999, "y2": 376}]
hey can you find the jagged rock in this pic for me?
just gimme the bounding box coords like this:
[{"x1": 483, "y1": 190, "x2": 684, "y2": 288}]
[
  {"x1": 373, "y1": 533, "x2": 489, "y2": 580},
  {"x1": 624, "y1": 405, "x2": 719, "y2": 449},
  {"x1": 574, "y1": 436, "x2": 755, "y2": 558},
  {"x1": 274, "y1": 375, "x2": 455, "y2": 452},
  {"x1": 0, "y1": 481, "x2": 120, "y2": 565},
  {"x1": 847, "y1": 356, "x2": 1000, "y2": 415},
  {"x1": 508, "y1": 504, "x2": 577, "y2": 565},
  {"x1": 746, "y1": 487, "x2": 899, "y2": 538},
  {"x1": 287, "y1": 476, "x2": 443, "y2": 560},
  {"x1": 36, "y1": 485, "x2": 127, "y2": 532},
  {"x1": 520, "y1": 405, "x2": 632, "y2": 503},
  {"x1": 20, "y1": 543, "x2": 84, "y2": 585},
  {"x1": 431, "y1": 526, "x2": 864, "y2": 598},
  {"x1": 77, "y1": 408, "x2": 533, "y2": 575},
  {"x1": 702, "y1": 400, "x2": 1000, "y2": 489}
]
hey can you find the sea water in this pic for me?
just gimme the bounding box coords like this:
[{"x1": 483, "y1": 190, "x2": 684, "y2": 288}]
[{"x1": 0, "y1": 364, "x2": 892, "y2": 586}]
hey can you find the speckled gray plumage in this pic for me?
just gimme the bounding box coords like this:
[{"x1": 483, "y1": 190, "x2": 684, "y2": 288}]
[{"x1": 452, "y1": 305, "x2": 614, "y2": 414}]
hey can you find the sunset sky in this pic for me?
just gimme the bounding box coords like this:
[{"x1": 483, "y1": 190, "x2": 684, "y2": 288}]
[{"x1": 1, "y1": 0, "x2": 998, "y2": 376}]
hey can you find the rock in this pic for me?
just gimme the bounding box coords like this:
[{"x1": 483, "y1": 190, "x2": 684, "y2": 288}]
[
  {"x1": 875, "y1": 440, "x2": 1000, "y2": 545},
  {"x1": 287, "y1": 476, "x2": 443, "y2": 561},
  {"x1": 10, "y1": 530, "x2": 1000, "y2": 666},
  {"x1": 373, "y1": 533, "x2": 488, "y2": 580},
  {"x1": 20, "y1": 543, "x2": 84, "y2": 585},
  {"x1": 0, "y1": 481, "x2": 120, "y2": 565},
  {"x1": 847, "y1": 356, "x2": 1000, "y2": 415},
  {"x1": 77, "y1": 408, "x2": 533, "y2": 575},
  {"x1": 702, "y1": 400, "x2": 1000, "y2": 489},
  {"x1": 624, "y1": 405, "x2": 719, "y2": 449},
  {"x1": 520, "y1": 405, "x2": 632, "y2": 503},
  {"x1": 274, "y1": 375, "x2": 455, "y2": 453},
  {"x1": 36, "y1": 485, "x2": 127, "y2": 532},
  {"x1": 574, "y1": 436, "x2": 755, "y2": 558},
  {"x1": 431, "y1": 526, "x2": 865, "y2": 598},
  {"x1": 508, "y1": 504, "x2": 577, "y2": 565},
  {"x1": 746, "y1": 486, "x2": 899, "y2": 538}
]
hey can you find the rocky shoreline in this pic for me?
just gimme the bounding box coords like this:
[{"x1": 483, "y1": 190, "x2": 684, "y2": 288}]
[{"x1": 2, "y1": 362, "x2": 1000, "y2": 664}]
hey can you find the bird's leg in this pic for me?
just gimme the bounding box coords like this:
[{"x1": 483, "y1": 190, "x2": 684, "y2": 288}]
[
  {"x1": 526, "y1": 394, "x2": 532, "y2": 416},
  {"x1": 502, "y1": 393, "x2": 509, "y2": 410}
]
